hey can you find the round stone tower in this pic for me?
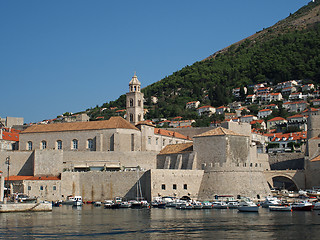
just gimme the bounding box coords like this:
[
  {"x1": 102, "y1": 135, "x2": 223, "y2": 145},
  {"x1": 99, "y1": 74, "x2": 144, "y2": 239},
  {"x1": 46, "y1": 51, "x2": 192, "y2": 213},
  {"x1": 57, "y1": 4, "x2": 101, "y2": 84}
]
[{"x1": 126, "y1": 73, "x2": 144, "y2": 125}]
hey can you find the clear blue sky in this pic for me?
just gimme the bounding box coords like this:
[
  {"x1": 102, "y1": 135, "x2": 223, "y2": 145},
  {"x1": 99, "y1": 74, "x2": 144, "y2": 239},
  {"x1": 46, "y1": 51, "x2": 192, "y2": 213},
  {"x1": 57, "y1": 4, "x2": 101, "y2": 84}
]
[{"x1": 0, "y1": 0, "x2": 311, "y2": 123}]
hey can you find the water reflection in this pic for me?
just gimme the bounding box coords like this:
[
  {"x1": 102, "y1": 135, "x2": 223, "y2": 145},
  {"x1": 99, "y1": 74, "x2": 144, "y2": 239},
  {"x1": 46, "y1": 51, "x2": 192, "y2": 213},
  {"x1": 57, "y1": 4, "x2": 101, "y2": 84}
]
[{"x1": 0, "y1": 205, "x2": 320, "y2": 239}]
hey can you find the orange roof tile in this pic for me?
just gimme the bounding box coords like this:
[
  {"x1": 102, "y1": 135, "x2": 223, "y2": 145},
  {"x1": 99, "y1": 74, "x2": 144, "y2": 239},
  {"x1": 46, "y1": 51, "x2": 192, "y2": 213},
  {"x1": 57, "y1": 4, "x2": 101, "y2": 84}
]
[
  {"x1": 5, "y1": 175, "x2": 61, "y2": 181},
  {"x1": 267, "y1": 117, "x2": 286, "y2": 122},
  {"x1": 159, "y1": 143, "x2": 193, "y2": 155},
  {"x1": 194, "y1": 127, "x2": 244, "y2": 137},
  {"x1": 154, "y1": 128, "x2": 190, "y2": 140},
  {"x1": 21, "y1": 116, "x2": 138, "y2": 133}
]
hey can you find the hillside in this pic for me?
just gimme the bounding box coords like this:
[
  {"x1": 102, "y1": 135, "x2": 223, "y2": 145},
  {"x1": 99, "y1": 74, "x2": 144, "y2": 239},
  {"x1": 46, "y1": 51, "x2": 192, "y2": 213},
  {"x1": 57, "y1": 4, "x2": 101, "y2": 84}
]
[{"x1": 88, "y1": 1, "x2": 320, "y2": 121}]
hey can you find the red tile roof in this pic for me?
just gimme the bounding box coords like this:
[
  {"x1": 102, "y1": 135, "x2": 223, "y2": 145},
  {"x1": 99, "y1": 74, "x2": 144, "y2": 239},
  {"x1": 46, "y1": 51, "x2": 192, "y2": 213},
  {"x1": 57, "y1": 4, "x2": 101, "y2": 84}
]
[
  {"x1": 267, "y1": 117, "x2": 286, "y2": 122},
  {"x1": 154, "y1": 128, "x2": 190, "y2": 140},
  {"x1": 5, "y1": 175, "x2": 61, "y2": 181}
]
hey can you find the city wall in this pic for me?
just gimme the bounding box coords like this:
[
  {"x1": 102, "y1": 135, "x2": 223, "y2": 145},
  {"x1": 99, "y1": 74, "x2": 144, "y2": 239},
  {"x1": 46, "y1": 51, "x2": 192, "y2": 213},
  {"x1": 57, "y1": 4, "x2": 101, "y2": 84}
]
[
  {"x1": 0, "y1": 151, "x2": 34, "y2": 176},
  {"x1": 60, "y1": 170, "x2": 151, "y2": 202},
  {"x1": 268, "y1": 152, "x2": 305, "y2": 170}
]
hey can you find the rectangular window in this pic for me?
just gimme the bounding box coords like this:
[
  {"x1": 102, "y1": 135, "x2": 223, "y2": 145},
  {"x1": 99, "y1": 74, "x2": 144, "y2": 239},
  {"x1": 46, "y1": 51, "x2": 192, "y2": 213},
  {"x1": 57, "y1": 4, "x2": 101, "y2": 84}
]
[
  {"x1": 161, "y1": 184, "x2": 166, "y2": 190},
  {"x1": 156, "y1": 138, "x2": 158, "y2": 145},
  {"x1": 40, "y1": 186, "x2": 43, "y2": 191},
  {"x1": 57, "y1": 141, "x2": 62, "y2": 150},
  {"x1": 173, "y1": 184, "x2": 177, "y2": 190},
  {"x1": 28, "y1": 186, "x2": 31, "y2": 191},
  {"x1": 183, "y1": 184, "x2": 187, "y2": 190},
  {"x1": 148, "y1": 137, "x2": 151, "y2": 144},
  {"x1": 53, "y1": 186, "x2": 56, "y2": 191}
]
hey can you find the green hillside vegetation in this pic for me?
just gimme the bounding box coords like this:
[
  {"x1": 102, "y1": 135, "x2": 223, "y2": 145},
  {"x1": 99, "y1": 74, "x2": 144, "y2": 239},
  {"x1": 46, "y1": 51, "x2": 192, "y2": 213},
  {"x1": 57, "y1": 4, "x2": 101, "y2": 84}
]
[{"x1": 87, "y1": 1, "x2": 320, "y2": 122}]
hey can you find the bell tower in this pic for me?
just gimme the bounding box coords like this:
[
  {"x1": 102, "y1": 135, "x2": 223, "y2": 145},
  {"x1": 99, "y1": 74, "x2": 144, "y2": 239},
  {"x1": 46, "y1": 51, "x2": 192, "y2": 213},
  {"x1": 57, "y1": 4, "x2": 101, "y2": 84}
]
[{"x1": 126, "y1": 73, "x2": 144, "y2": 125}]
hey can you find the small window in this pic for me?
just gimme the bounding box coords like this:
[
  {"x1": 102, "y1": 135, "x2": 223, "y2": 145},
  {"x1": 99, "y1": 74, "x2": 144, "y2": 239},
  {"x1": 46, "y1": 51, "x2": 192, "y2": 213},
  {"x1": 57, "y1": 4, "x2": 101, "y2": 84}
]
[
  {"x1": 57, "y1": 140, "x2": 62, "y2": 150},
  {"x1": 28, "y1": 186, "x2": 31, "y2": 191},
  {"x1": 138, "y1": 100, "x2": 141, "y2": 107},
  {"x1": 72, "y1": 139, "x2": 78, "y2": 150},
  {"x1": 318, "y1": 143, "x2": 320, "y2": 148},
  {"x1": 163, "y1": 139, "x2": 166, "y2": 146},
  {"x1": 130, "y1": 98, "x2": 134, "y2": 107},
  {"x1": 173, "y1": 184, "x2": 177, "y2": 190},
  {"x1": 27, "y1": 141, "x2": 33, "y2": 150},
  {"x1": 156, "y1": 138, "x2": 159, "y2": 145},
  {"x1": 88, "y1": 139, "x2": 94, "y2": 150},
  {"x1": 148, "y1": 137, "x2": 151, "y2": 144},
  {"x1": 40, "y1": 186, "x2": 44, "y2": 191},
  {"x1": 183, "y1": 184, "x2": 188, "y2": 190},
  {"x1": 130, "y1": 114, "x2": 134, "y2": 123},
  {"x1": 53, "y1": 186, "x2": 56, "y2": 191},
  {"x1": 161, "y1": 184, "x2": 166, "y2": 190},
  {"x1": 41, "y1": 141, "x2": 47, "y2": 149}
]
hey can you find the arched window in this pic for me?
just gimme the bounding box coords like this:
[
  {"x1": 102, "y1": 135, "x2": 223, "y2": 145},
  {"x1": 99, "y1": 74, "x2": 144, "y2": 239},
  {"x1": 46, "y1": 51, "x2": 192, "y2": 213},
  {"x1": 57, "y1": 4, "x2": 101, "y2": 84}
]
[
  {"x1": 27, "y1": 141, "x2": 33, "y2": 150},
  {"x1": 57, "y1": 140, "x2": 62, "y2": 150},
  {"x1": 138, "y1": 100, "x2": 141, "y2": 107},
  {"x1": 87, "y1": 139, "x2": 94, "y2": 150},
  {"x1": 138, "y1": 114, "x2": 141, "y2": 122},
  {"x1": 41, "y1": 141, "x2": 47, "y2": 149},
  {"x1": 130, "y1": 114, "x2": 134, "y2": 123},
  {"x1": 130, "y1": 98, "x2": 134, "y2": 107},
  {"x1": 72, "y1": 139, "x2": 78, "y2": 150},
  {"x1": 134, "y1": 86, "x2": 137, "y2": 91}
]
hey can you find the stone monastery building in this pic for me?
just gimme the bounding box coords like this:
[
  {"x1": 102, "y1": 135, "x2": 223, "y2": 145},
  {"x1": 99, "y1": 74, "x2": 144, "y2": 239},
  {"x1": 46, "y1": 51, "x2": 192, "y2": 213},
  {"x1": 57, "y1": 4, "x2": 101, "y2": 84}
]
[{"x1": 0, "y1": 74, "x2": 279, "y2": 202}]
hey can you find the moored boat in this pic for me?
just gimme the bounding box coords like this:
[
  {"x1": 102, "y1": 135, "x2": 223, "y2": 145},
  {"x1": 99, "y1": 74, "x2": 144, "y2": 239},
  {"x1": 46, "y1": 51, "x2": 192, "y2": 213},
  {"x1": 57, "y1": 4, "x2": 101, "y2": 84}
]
[
  {"x1": 291, "y1": 201, "x2": 314, "y2": 211},
  {"x1": 238, "y1": 199, "x2": 259, "y2": 212},
  {"x1": 269, "y1": 205, "x2": 292, "y2": 211}
]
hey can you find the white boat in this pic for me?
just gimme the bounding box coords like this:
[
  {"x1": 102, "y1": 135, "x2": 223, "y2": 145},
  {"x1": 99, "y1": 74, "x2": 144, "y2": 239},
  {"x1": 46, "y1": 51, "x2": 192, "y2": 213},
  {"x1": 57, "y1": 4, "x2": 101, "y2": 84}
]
[
  {"x1": 192, "y1": 201, "x2": 203, "y2": 209},
  {"x1": 119, "y1": 201, "x2": 131, "y2": 208},
  {"x1": 72, "y1": 196, "x2": 83, "y2": 206},
  {"x1": 202, "y1": 202, "x2": 213, "y2": 209},
  {"x1": 269, "y1": 205, "x2": 292, "y2": 211},
  {"x1": 212, "y1": 201, "x2": 228, "y2": 209},
  {"x1": 238, "y1": 200, "x2": 259, "y2": 212},
  {"x1": 227, "y1": 201, "x2": 239, "y2": 209},
  {"x1": 292, "y1": 201, "x2": 314, "y2": 211},
  {"x1": 94, "y1": 201, "x2": 102, "y2": 207},
  {"x1": 261, "y1": 196, "x2": 282, "y2": 208}
]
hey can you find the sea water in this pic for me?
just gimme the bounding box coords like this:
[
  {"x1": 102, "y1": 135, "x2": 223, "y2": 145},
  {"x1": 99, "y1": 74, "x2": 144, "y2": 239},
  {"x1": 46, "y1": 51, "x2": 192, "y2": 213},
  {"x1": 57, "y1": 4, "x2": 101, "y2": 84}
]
[{"x1": 0, "y1": 205, "x2": 320, "y2": 239}]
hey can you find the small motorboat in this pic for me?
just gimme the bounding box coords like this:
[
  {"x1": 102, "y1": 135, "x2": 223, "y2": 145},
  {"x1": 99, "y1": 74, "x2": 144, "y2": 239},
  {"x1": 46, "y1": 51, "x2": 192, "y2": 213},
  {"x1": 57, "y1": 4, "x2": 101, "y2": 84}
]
[
  {"x1": 269, "y1": 205, "x2": 292, "y2": 211},
  {"x1": 212, "y1": 201, "x2": 228, "y2": 209},
  {"x1": 261, "y1": 196, "x2": 282, "y2": 208},
  {"x1": 94, "y1": 201, "x2": 102, "y2": 207},
  {"x1": 292, "y1": 201, "x2": 314, "y2": 211},
  {"x1": 227, "y1": 201, "x2": 239, "y2": 209},
  {"x1": 72, "y1": 196, "x2": 83, "y2": 206},
  {"x1": 238, "y1": 199, "x2": 259, "y2": 212}
]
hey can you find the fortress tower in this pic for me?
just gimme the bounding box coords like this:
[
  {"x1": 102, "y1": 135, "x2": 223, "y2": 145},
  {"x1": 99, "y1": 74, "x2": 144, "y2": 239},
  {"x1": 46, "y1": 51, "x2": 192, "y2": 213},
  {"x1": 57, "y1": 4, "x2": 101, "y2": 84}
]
[{"x1": 126, "y1": 73, "x2": 144, "y2": 125}]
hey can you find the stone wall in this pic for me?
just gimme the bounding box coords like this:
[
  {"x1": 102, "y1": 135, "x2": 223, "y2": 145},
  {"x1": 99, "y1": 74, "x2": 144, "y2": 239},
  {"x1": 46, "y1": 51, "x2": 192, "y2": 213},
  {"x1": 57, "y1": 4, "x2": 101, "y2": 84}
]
[
  {"x1": 34, "y1": 150, "x2": 63, "y2": 176},
  {"x1": 166, "y1": 127, "x2": 214, "y2": 139},
  {"x1": 63, "y1": 151, "x2": 158, "y2": 170},
  {"x1": 197, "y1": 170, "x2": 271, "y2": 201},
  {"x1": 23, "y1": 179, "x2": 61, "y2": 201},
  {"x1": 268, "y1": 152, "x2": 305, "y2": 170},
  {"x1": 150, "y1": 169, "x2": 204, "y2": 200},
  {"x1": 0, "y1": 151, "x2": 34, "y2": 176},
  {"x1": 157, "y1": 152, "x2": 196, "y2": 170},
  {"x1": 0, "y1": 172, "x2": 4, "y2": 202},
  {"x1": 60, "y1": 171, "x2": 150, "y2": 202}
]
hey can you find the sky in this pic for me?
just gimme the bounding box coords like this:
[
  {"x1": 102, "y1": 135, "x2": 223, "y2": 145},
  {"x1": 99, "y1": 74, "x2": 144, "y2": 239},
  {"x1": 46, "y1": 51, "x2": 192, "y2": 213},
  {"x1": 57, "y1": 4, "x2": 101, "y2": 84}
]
[{"x1": 0, "y1": 0, "x2": 311, "y2": 123}]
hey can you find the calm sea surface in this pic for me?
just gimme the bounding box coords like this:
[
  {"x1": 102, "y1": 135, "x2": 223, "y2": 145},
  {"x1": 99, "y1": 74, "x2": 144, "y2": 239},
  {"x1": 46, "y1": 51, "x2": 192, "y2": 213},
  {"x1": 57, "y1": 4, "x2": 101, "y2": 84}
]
[{"x1": 0, "y1": 205, "x2": 320, "y2": 239}]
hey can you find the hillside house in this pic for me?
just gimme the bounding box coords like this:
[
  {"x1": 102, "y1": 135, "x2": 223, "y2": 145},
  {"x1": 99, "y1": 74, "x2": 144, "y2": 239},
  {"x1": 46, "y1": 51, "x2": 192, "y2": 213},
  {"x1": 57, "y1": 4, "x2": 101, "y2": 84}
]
[
  {"x1": 311, "y1": 99, "x2": 320, "y2": 107},
  {"x1": 186, "y1": 101, "x2": 200, "y2": 109},
  {"x1": 287, "y1": 114, "x2": 308, "y2": 131},
  {"x1": 302, "y1": 84, "x2": 314, "y2": 92},
  {"x1": 276, "y1": 80, "x2": 298, "y2": 90},
  {"x1": 197, "y1": 106, "x2": 216, "y2": 116},
  {"x1": 258, "y1": 109, "x2": 273, "y2": 119},
  {"x1": 232, "y1": 87, "x2": 247, "y2": 98},
  {"x1": 282, "y1": 87, "x2": 297, "y2": 95},
  {"x1": 216, "y1": 106, "x2": 230, "y2": 115},
  {"x1": 289, "y1": 92, "x2": 303, "y2": 101},
  {"x1": 265, "y1": 131, "x2": 306, "y2": 153},
  {"x1": 250, "y1": 120, "x2": 266, "y2": 130},
  {"x1": 0, "y1": 127, "x2": 20, "y2": 150},
  {"x1": 269, "y1": 93, "x2": 283, "y2": 102},
  {"x1": 267, "y1": 117, "x2": 287, "y2": 129},
  {"x1": 246, "y1": 94, "x2": 256, "y2": 103},
  {"x1": 265, "y1": 104, "x2": 278, "y2": 110},
  {"x1": 240, "y1": 115, "x2": 257, "y2": 123},
  {"x1": 283, "y1": 101, "x2": 308, "y2": 112}
]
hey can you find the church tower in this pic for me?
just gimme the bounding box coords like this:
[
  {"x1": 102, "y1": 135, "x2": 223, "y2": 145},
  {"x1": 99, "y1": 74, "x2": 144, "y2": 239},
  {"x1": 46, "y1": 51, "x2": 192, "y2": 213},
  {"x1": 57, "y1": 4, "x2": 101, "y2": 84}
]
[{"x1": 126, "y1": 73, "x2": 144, "y2": 125}]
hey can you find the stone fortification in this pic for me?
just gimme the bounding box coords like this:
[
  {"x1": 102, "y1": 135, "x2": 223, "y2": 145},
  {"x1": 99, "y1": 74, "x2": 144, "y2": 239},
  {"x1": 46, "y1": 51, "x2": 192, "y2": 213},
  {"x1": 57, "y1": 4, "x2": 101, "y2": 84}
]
[
  {"x1": 194, "y1": 127, "x2": 271, "y2": 200},
  {"x1": 149, "y1": 169, "x2": 204, "y2": 200},
  {"x1": 268, "y1": 152, "x2": 305, "y2": 170},
  {"x1": 60, "y1": 170, "x2": 150, "y2": 202},
  {"x1": 165, "y1": 127, "x2": 214, "y2": 139},
  {"x1": 0, "y1": 151, "x2": 34, "y2": 176}
]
